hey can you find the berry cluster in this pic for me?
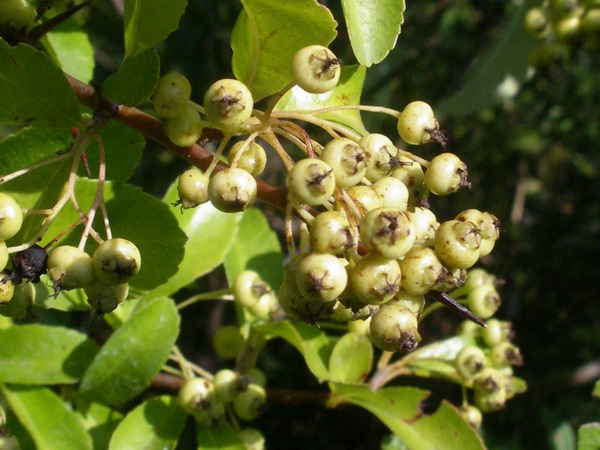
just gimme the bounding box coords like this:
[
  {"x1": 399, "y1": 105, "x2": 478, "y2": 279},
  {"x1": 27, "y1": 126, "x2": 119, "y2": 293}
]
[
  {"x1": 526, "y1": 0, "x2": 600, "y2": 67},
  {"x1": 0, "y1": 191, "x2": 141, "y2": 314}
]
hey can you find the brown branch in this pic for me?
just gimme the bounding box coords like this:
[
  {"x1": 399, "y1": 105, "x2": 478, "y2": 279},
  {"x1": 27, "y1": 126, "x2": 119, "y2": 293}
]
[{"x1": 66, "y1": 75, "x2": 288, "y2": 211}]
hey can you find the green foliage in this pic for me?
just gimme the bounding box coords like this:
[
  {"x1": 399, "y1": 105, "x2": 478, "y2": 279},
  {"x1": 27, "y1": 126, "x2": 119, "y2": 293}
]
[{"x1": 102, "y1": 49, "x2": 160, "y2": 106}]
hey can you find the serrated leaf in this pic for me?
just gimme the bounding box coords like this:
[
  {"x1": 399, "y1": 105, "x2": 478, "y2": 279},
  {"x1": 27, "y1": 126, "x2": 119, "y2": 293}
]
[
  {"x1": 223, "y1": 208, "x2": 283, "y2": 291},
  {"x1": 342, "y1": 0, "x2": 405, "y2": 66},
  {"x1": 109, "y1": 396, "x2": 186, "y2": 450},
  {"x1": 43, "y1": 18, "x2": 95, "y2": 83},
  {"x1": 43, "y1": 179, "x2": 186, "y2": 292},
  {"x1": 0, "y1": 324, "x2": 98, "y2": 384},
  {"x1": 254, "y1": 320, "x2": 332, "y2": 381},
  {"x1": 102, "y1": 49, "x2": 160, "y2": 106},
  {"x1": 274, "y1": 65, "x2": 368, "y2": 135},
  {"x1": 330, "y1": 384, "x2": 485, "y2": 450},
  {"x1": 0, "y1": 39, "x2": 81, "y2": 127},
  {"x1": 76, "y1": 401, "x2": 123, "y2": 450},
  {"x1": 77, "y1": 120, "x2": 146, "y2": 182},
  {"x1": 231, "y1": 0, "x2": 337, "y2": 101},
  {"x1": 144, "y1": 180, "x2": 241, "y2": 299},
  {"x1": 79, "y1": 297, "x2": 180, "y2": 406},
  {"x1": 197, "y1": 421, "x2": 245, "y2": 450},
  {"x1": 436, "y1": 0, "x2": 538, "y2": 118},
  {"x1": 2, "y1": 384, "x2": 93, "y2": 450},
  {"x1": 124, "y1": 0, "x2": 187, "y2": 57},
  {"x1": 578, "y1": 423, "x2": 600, "y2": 450},
  {"x1": 328, "y1": 332, "x2": 372, "y2": 383}
]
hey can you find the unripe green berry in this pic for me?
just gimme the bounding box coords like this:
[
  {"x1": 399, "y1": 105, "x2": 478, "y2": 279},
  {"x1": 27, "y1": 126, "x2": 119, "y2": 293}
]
[
  {"x1": 212, "y1": 325, "x2": 244, "y2": 359},
  {"x1": 481, "y1": 319, "x2": 507, "y2": 347},
  {"x1": 287, "y1": 158, "x2": 336, "y2": 206},
  {"x1": 291, "y1": 45, "x2": 341, "y2": 94},
  {"x1": 474, "y1": 387, "x2": 507, "y2": 412},
  {"x1": 490, "y1": 342, "x2": 523, "y2": 368},
  {"x1": 360, "y1": 207, "x2": 416, "y2": 259},
  {"x1": 349, "y1": 254, "x2": 401, "y2": 306},
  {"x1": 360, "y1": 133, "x2": 399, "y2": 182},
  {"x1": 320, "y1": 138, "x2": 368, "y2": 188},
  {"x1": 467, "y1": 284, "x2": 501, "y2": 319},
  {"x1": 203, "y1": 79, "x2": 253, "y2": 133},
  {"x1": 238, "y1": 428, "x2": 265, "y2": 450},
  {"x1": 0, "y1": 193, "x2": 23, "y2": 241},
  {"x1": 309, "y1": 211, "x2": 355, "y2": 255},
  {"x1": 0, "y1": 0, "x2": 36, "y2": 32},
  {"x1": 208, "y1": 168, "x2": 257, "y2": 212},
  {"x1": 0, "y1": 275, "x2": 15, "y2": 304},
  {"x1": 406, "y1": 207, "x2": 438, "y2": 240},
  {"x1": 0, "y1": 241, "x2": 8, "y2": 272},
  {"x1": 399, "y1": 246, "x2": 445, "y2": 295},
  {"x1": 434, "y1": 220, "x2": 481, "y2": 269},
  {"x1": 372, "y1": 177, "x2": 409, "y2": 210},
  {"x1": 391, "y1": 291, "x2": 426, "y2": 317},
  {"x1": 164, "y1": 106, "x2": 204, "y2": 147},
  {"x1": 151, "y1": 72, "x2": 192, "y2": 118},
  {"x1": 48, "y1": 245, "x2": 94, "y2": 291},
  {"x1": 295, "y1": 253, "x2": 347, "y2": 303},
  {"x1": 370, "y1": 303, "x2": 421, "y2": 352},
  {"x1": 455, "y1": 345, "x2": 487, "y2": 380},
  {"x1": 214, "y1": 369, "x2": 243, "y2": 403},
  {"x1": 397, "y1": 101, "x2": 439, "y2": 145},
  {"x1": 233, "y1": 383, "x2": 266, "y2": 421},
  {"x1": 84, "y1": 280, "x2": 129, "y2": 313},
  {"x1": 473, "y1": 367, "x2": 505, "y2": 394},
  {"x1": 390, "y1": 156, "x2": 425, "y2": 201},
  {"x1": 432, "y1": 267, "x2": 467, "y2": 292},
  {"x1": 459, "y1": 405, "x2": 483, "y2": 429},
  {"x1": 178, "y1": 377, "x2": 215, "y2": 415},
  {"x1": 346, "y1": 185, "x2": 382, "y2": 212},
  {"x1": 243, "y1": 367, "x2": 267, "y2": 388},
  {"x1": 228, "y1": 140, "x2": 267, "y2": 176},
  {"x1": 525, "y1": 7, "x2": 549, "y2": 36},
  {"x1": 234, "y1": 270, "x2": 273, "y2": 308},
  {"x1": 92, "y1": 238, "x2": 141, "y2": 285},
  {"x1": 176, "y1": 169, "x2": 209, "y2": 209},
  {"x1": 425, "y1": 153, "x2": 470, "y2": 196}
]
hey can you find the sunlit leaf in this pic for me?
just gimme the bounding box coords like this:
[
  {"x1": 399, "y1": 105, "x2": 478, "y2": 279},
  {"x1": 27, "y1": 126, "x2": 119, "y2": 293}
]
[
  {"x1": 196, "y1": 421, "x2": 246, "y2": 450},
  {"x1": 328, "y1": 332, "x2": 373, "y2": 383}
]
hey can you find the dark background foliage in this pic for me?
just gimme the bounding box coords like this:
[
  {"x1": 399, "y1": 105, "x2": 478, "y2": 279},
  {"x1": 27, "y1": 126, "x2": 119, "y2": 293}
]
[{"x1": 84, "y1": 1, "x2": 600, "y2": 448}]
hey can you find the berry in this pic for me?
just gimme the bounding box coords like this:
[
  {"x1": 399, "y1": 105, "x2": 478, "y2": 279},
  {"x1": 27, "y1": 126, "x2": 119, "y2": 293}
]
[
  {"x1": 164, "y1": 106, "x2": 204, "y2": 147},
  {"x1": 473, "y1": 367, "x2": 505, "y2": 395},
  {"x1": 151, "y1": 72, "x2": 192, "y2": 118},
  {"x1": 309, "y1": 210, "x2": 355, "y2": 255},
  {"x1": 291, "y1": 45, "x2": 341, "y2": 94},
  {"x1": 228, "y1": 140, "x2": 267, "y2": 176},
  {"x1": 47, "y1": 245, "x2": 94, "y2": 293},
  {"x1": 490, "y1": 342, "x2": 523, "y2": 368},
  {"x1": 0, "y1": 0, "x2": 36, "y2": 32},
  {"x1": 178, "y1": 377, "x2": 215, "y2": 415},
  {"x1": 399, "y1": 246, "x2": 445, "y2": 296},
  {"x1": 424, "y1": 153, "x2": 470, "y2": 196},
  {"x1": 0, "y1": 193, "x2": 23, "y2": 241},
  {"x1": 474, "y1": 387, "x2": 507, "y2": 412},
  {"x1": 287, "y1": 158, "x2": 336, "y2": 206},
  {"x1": 434, "y1": 220, "x2": 481, "y2": 269},
  {"x1": 467, "y1": 284, "x2": 501, "y2": 319},
  {"x1": 369, "y1": 302, "x2": 421, "y2": 352},
  {"x1": 0, "y1": 275, "x2": 15, "y2": 304},
  {"x1": 371, "y1": 177, "x2": 409, "y2": 211},
  {"x1": 481, "y1": 318, "x2": 506, "y2": 347},
  {"x1": 459, "y1": 405, "x2": 483, "y2": 429},
  {"x1": 233, "y1": 383, "x2": 266, "y2": 421},
  {"x1": 320, "y1": 138, "x2": 368, "y2": 188},
  {"x1": 349, "y1": 254, "x2": 401, "y2": 306},
  {"x1": 359, "y1": 207, "x2": 416, "y2": 259},
  {"x1": 176, "y1": 169, "x2": 209, "y2": 209},
  {"x1": 214, "y1": 369, "x2": 243, "y2": 403},
  {"x1": 360, "y1": 133, "x2": 399, "y2": 182},
  {"x1": 212, "y1": 325, "x2": 244, "y2": 359},
  {"x1": 233, "y1": 270, "x2": 273, "y2": 308},
  {"x1": 238, "y1": 428, "x2": 266, "y2": 450},
  {"x1": 92, "y1": 238, "x2": 141, "y2": 285},
  {"x1": 390, "y1": 156, "x2": 425, "y2": 202},
  {"x1": 392, "y1": 290, "x2": 425, "y2": 317},
  {"x1": 406, "y1": 207, "x2": 438, "y2": 240},
  {"x1": 525, "y1": 8, "x2": 549, "y2": 36},
  {"x1": 10, "y1": 244, "x2": 48, "y2": 283},
  {"x1": 0, "y1": 241, "x2": 8, "y2": 272},
  {"x1": 207, "y1": 167, "x2": 257, "y2": 212},
  {"x1": 295, "y1": 253, "x2": 347, "y2": 303},
  {"x1": 346, "y1": 185, "x2": 383, "y2": 212},
  {"x1": 203, "y1": 79, "x2": 254, "y2": 133},
  {"x1": 397, "y1": 101, "x2": 439, "y2": 145},
  {"x1": 455, "y1": 345, "x2": 486, "y2": 380},
  {"x1": 84, "y1": 280, "x2": 129, "y2": 313}
]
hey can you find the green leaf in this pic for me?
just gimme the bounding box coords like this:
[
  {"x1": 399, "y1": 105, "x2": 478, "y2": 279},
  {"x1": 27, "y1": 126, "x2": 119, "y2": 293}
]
[
  {"x1": 578, "y1": 423, "x2": 600, "y2": 450},
  {"x1": 328, "y1": 332, "x2": 372, "y2": 383},
  {"x1": 79, "y1": 297, "x2": 180, "y2": 406},
  {"x1": 124, "y1": 0, "x2": 188, "y2": 57},
  {"x1": 341, "y1": 0, "x2": 405, "y2": 66},
  {"x1": 77, "y1": 120, "x2": 146, "y2": 182},
  {"x1": 145, "y1": 181, "x2": 241, "y2": 299},
  {"x1": 196, "y1": 421, "x2": 245, "y2": 450},
  {"x1": 42, "y1": 18, "x2": 95, "y2": 83},
  {"x1": 2, "y1": 384, "x2": 93, "y2": 450},
  {"x1": 593, "y1": 379, "x2": 600, "y2": 398},
  {"x1": 436, "y1": 0, "x2": 538, "y2": 118},
  {"x1": 551, "y1": 421, "x2": 576, "y2": 450},
  {"x1": 43, "y1": 180, "x2": 187, "y2": 292},
  {"x1": 0, "y1": 324, "x2": 98, "y2": 384},
  {"x1": 231, "y1": 0, "x2": 337, "y2": 101},
  {"x1": 254, "y1": 320, "x2": 332, "y2": 381},
  {"x1": 274, "y1": 65, "x2": 368, "y2": 135},
  {"x1": 223, "y1": 208, "x2": 283, "y2": 291},
  {"x1": 77, "y1": 401, "x2": 124, "y2": 450},
  {"x1": 330, "y1": 384, "x2": 485, "y2": 450},
  {"x1": 109, "y1": 396, "x2": 186, "y2": 450},
  {"x1": 0, "y1": 39, "x2": 81, "y2": 127},
  {"x1": 102, "y1": 49, "x2": 160, "y2": 106}
]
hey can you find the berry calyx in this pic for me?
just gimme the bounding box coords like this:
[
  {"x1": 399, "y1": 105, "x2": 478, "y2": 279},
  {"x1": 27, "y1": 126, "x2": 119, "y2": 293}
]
[
  {"x1": 295, "y1": 253, "x2": 347, "y2": 303},
  {"x1": 349, "y1": 254, "x2": 401, "y2": 306},
  {"x1": 287, "y1": 158, "x2": 336, "y2": 206},
  {"x1": 291, "y1": 45, "x2": 341, "y2": 94},
  {"x1": 425, "y1": 153, "x2": 470, "y2": 196},
  {"x1": 203, "y1": 79, "x2": 254, "y2": 133},
  {"x1": 397, "y1": 101, "x2": 444, "y2": 146},
  {"x1": 320, "y1": 138, "x2": 368, "y2": 188},
  {"x1": 359, "y1": 207, "x2": 416, "y2": 259},
  {"x1": 92, "y1": 238, "x2": 141, "y2": 285},
  {"x1": 207, "y1": 167, "x2": 257, "y2": 213},
  {"x1": 309, "y1": 211, "x2": 355, "y2": 255},
  {"x1": 369, "y1": 302, "x2": 421, "y2": 352},
  {"x1": 360, "y1": 133, "x2": 399, "y2": 182}
]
